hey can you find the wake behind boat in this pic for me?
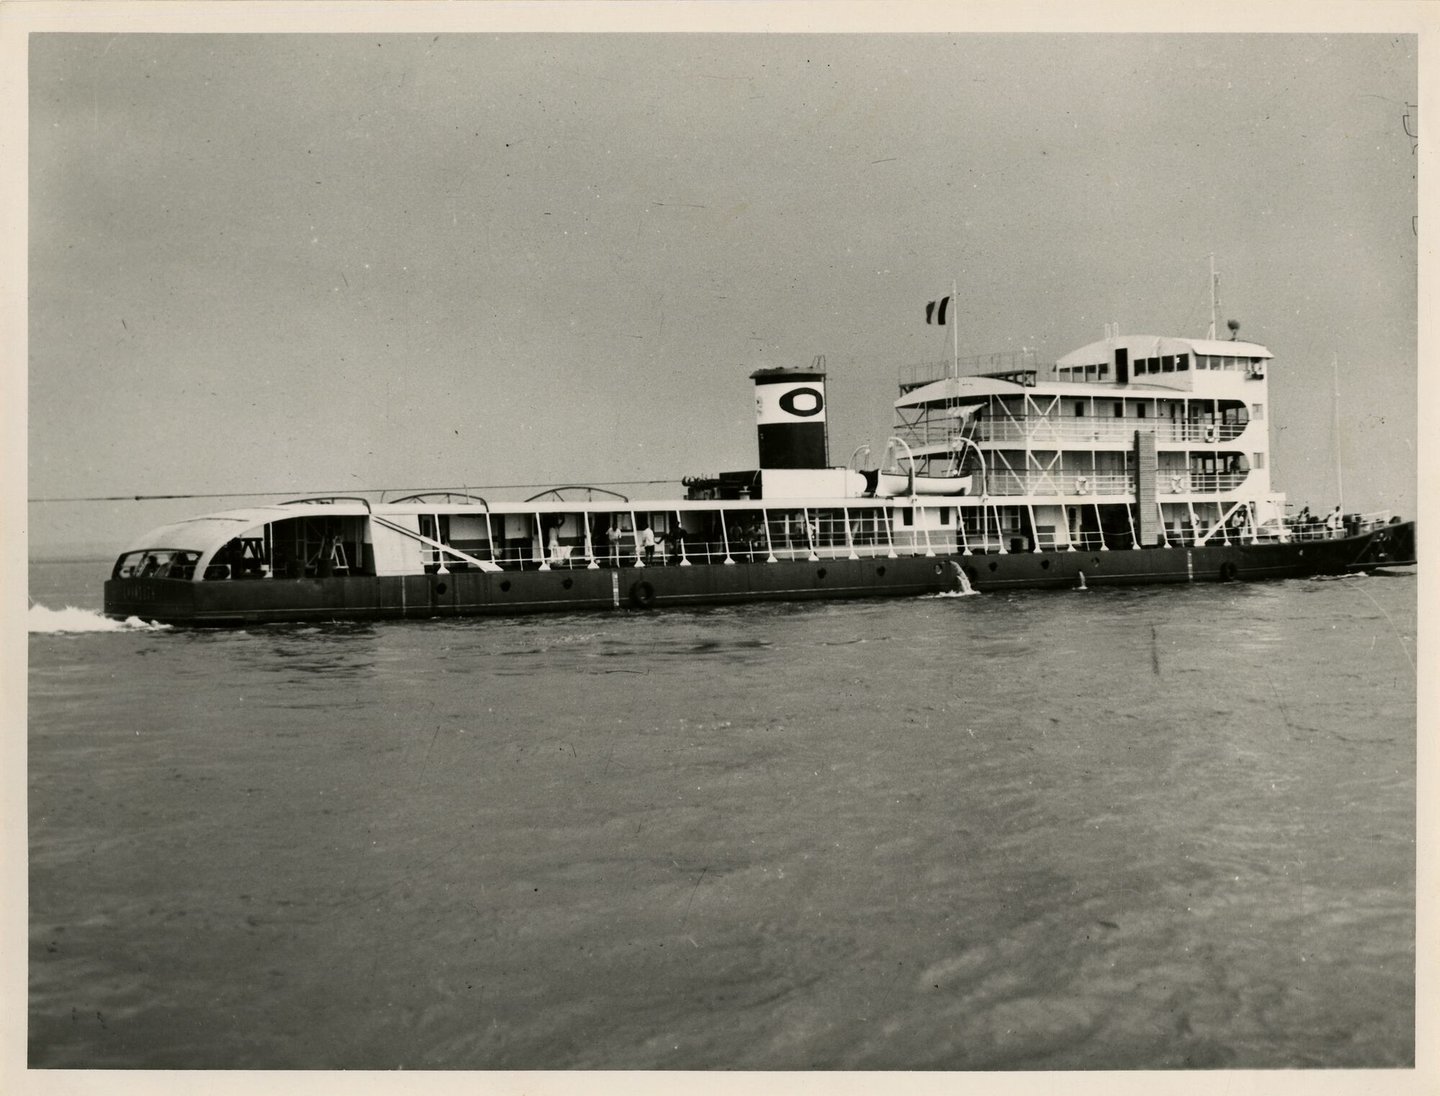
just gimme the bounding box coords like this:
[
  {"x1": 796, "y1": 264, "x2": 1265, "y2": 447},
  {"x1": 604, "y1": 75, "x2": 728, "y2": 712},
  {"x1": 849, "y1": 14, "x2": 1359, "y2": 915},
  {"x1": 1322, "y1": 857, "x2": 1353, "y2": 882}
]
[{"x1": 103, "y1": 301, "x2": 1416, "y2": 625}]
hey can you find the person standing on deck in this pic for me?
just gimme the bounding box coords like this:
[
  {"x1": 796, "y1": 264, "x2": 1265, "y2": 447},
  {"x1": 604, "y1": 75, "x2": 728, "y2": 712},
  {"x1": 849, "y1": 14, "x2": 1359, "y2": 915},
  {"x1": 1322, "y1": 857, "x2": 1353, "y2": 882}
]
[{"x1": 605, "y1": 517, "x2": 623, "y2": 566}]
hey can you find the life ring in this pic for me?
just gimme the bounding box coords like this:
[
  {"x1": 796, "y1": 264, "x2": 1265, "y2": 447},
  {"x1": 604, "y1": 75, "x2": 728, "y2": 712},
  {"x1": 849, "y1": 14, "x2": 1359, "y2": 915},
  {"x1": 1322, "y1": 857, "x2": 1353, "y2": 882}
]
[
  {"x1": 1075, "y1": 476, "x2": 1089, "y2": 494},
  {"x1": 1219, "y1": 561, "x2": 1238, "y2": 582},
  {"x1": 1204, "y1": 425, "x2": 1218, "y2": 443},
  {"x1": 628, "y1": 580, "x2": 656, "y2": 609}
]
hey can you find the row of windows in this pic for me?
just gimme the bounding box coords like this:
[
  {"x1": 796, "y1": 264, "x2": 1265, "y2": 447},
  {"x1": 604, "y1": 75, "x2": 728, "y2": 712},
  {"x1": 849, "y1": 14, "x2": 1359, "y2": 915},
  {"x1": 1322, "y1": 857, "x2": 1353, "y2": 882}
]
[
  {"x1": 1059, "y1": 363, "x2": 1111, "y2": 380},
  {"x1": 1197, "y1": 355, "x2": 1263, "y2": 370},
  {"x1": 1134, "y1": 354, "x2": 1189, "y2": 374},
  {"x1": 1057, "y1": 353, "x2": 1265, "y2": 380},
  {"x1": 1061, "y1": 401, "x2": 1265, "y2": 418}
]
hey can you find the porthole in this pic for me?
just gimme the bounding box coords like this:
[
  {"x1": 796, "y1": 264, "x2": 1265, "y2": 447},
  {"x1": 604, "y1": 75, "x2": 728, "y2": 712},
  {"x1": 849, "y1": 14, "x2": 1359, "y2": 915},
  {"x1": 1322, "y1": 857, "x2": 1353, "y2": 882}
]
[
  {"x1": 1040, "y1": 559, "x2": 1050, "y2": 570},
  {"x1": 817, "y1": 568, "x2": 828, "y2": 579},
  {"x1": 562, "y1": 578, "x2": 574, "y2": 589},
  {"x1": 500, "y1": 580, "x2": 512, "y2": 592},
  {"x1": 435, "y1": 582, "x2": 448, "y2": 596},
  {"x1": 876, "y1": 566, "x2": 886, "y2": 577},
  {"x1": 988, "y1": 561, "x2": 998, "y2": 572}
]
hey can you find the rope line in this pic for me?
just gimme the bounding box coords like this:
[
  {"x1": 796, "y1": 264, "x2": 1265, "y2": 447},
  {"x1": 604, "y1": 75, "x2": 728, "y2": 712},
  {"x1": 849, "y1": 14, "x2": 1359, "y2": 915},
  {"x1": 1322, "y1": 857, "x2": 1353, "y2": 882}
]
[{"x1": 28, "y1": 479, "x2": 679, "y2": 504}]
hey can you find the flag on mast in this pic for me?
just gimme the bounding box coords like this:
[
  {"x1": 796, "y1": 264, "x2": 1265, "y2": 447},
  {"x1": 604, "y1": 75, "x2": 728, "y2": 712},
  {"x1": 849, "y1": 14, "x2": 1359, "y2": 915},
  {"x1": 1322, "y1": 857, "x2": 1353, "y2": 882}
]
[{"x1": 925, "y1": 296, "x2": 950, "y2": 325}]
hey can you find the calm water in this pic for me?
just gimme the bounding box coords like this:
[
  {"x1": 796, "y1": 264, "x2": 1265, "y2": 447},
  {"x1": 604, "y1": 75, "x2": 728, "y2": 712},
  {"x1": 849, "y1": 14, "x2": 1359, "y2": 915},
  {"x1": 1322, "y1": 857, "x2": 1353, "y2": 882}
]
[{"x1": 27, "y1": 559, "x2": 1416, "y2": 1069}]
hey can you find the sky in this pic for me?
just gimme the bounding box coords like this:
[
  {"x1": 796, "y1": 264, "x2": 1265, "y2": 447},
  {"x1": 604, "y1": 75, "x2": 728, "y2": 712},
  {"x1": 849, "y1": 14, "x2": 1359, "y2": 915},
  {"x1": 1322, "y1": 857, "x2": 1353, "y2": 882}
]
[{"x1": 21, "y1": 22, "x2": 1421, "y2": 556}]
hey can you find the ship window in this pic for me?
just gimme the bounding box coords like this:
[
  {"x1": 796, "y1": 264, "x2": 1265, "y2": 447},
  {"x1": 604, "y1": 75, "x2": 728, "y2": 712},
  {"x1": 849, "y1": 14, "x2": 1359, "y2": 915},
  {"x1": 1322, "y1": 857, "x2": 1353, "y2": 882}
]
[
  {"x1": 114, "y1": 549, "x2": 201, "y2": 580},
  {"x1": 1253, "y1": 452, "x2": 1265, "y2": 470},
  {"x1": 204, "y1": 537, "x2": 269, "y2": 580},
  {"x1": 1251, "y1": 403, "x2": 1264, "y2": 420},
  {"x1": 1074, "y1": 402, "x2": 1084, "y2": 416},
  {"x1": 1161, "y1": 356, "x2": 1175, "y2": 373},
  {"x1": 1113, "y1": 402, "x2": 1124, "y2": 417},
  {"x1": 1136, "y1": 405, "x2": 1147, "y2": 418},
  {"x1": 114, "y1": 550, "x2": 163, "y2": 579},
  {"x1": 940, "y1": 508, "x2": 951, "y2": 525},
  {"x1": 901, "y1": 508, "x2": 914, "y2": 526},
  {"x1": 1098, "y1": 363, "x2": 1109, "y2": 378},
  {"x1": 1085, "y1": 365, "x2": 1097, "y2": 380},
  {"x1": 1177, "y1": 354, "x2": 1189, "y2": 371}
]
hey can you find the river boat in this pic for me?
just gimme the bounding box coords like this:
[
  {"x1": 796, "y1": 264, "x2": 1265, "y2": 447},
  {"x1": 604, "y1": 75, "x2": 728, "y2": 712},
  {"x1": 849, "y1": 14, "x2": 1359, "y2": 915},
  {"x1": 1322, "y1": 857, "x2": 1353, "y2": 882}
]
[{"x1": 103, "y1": 325, "x2": 1416, "y2": 625}]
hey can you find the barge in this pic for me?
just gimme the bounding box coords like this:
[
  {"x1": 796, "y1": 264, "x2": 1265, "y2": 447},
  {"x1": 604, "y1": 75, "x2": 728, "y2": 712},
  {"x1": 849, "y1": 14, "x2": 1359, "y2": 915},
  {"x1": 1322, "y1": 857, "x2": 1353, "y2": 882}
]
[{"x1": 103, "y1": 325, "x2": 1415, "y2": 625}]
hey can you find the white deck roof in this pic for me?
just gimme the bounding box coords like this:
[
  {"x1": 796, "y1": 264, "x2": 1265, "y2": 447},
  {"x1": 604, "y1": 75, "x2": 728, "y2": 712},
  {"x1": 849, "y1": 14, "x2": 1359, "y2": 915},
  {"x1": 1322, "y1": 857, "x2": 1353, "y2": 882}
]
[
  {"x1": 1057, "y1": 335, "x2": 1273, "y2": 368},
  {"x1": 895, "y1": 375, "x2": 1028, "y2": 409},
  {"x1": 121, "y1": 504, "x2": 372, "y2": 554}
]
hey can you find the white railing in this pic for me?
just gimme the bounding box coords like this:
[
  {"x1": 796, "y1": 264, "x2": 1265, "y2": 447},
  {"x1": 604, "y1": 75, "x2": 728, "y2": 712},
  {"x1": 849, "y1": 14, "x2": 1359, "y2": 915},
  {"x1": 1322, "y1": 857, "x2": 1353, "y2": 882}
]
[
  {"x1": 984, "y1": 470, "x2": 1250, "y2": 497},
  {"x1": 1286, "y1": 510, "x2": 1394, "y2": 541},
  {"x1": 1164, "y1": 472, "x2": 1249, "y2": 494},
  {"x1": 986, "y1": 471, "x2": 1131, "y2": 496},
  {"x1": 898, "y1": 351, "x2": 1041, "y2": 390},
  {"x1": 969, "y1": 417, "x2": 1248, "y2": 446}
]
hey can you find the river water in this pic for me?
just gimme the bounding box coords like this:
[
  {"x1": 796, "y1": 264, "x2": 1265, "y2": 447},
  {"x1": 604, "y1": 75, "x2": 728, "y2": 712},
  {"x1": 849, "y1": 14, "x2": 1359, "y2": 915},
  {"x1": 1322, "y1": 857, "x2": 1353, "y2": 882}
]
[{"x1": 26, "y1": 559, "x2": 1416, "y2": 1070}]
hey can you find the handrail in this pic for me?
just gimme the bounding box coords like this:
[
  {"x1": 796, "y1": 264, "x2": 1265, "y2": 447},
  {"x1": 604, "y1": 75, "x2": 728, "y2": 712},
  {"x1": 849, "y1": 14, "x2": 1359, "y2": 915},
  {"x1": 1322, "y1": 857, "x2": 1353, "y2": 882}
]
[
  {"x1": 963, "y1": 418, "x2": 1249, "y2": 446},
  {"x1": 279, "y1": 495, "x2": 373, "y2": 511},
  {"x1": 982, "y1": 469, "x2": 1251, "y2": 496},
  {"x1": 389, "y1": 491, "x2": 492, "y2": 509},
  {"x1": 523, "y1": 485, "x2": 630, "y2": 503}
]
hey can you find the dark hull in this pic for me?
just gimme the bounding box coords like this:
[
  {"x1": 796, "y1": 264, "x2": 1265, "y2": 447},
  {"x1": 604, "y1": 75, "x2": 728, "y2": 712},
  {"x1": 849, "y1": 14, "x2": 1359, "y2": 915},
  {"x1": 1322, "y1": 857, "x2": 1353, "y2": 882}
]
[{"x1": 103, "y1": 521, "x2": 1415, "y2": 626}]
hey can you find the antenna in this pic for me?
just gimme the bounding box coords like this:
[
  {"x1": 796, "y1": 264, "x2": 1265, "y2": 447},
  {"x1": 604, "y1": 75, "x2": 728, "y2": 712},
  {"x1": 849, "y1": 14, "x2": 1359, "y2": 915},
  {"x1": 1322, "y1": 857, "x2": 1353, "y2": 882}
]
[
  {"x1": 951, "y1": 278, "x2": 959, "y2": 379},
  {"x1": 1208, "y1": 253, "x2": 1220, "y2": 340},
  {"x1": 1332, "y1": 353, "x2": 1344, "y2": 512}
]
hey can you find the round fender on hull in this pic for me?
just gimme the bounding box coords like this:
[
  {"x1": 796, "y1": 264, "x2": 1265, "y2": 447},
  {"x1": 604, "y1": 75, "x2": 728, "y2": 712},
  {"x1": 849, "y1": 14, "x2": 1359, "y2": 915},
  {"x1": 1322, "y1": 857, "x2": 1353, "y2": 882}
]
[
  {"x1": 1219, "y1": 561, "x2": 1239, "y2": 582},
  {"x1": 629, "y1": 580, "x2": 657, "y2": 609}
]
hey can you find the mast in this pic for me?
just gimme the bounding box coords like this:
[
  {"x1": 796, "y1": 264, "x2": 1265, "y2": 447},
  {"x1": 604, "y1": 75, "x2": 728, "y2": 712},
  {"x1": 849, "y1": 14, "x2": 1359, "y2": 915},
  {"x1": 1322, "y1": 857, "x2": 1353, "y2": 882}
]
[
  {"x1": 1332, "y1": 353, "x2": 1344, "y2": 511},
  {"x1": 1207, "y1": 252, "x2": 1219, "y2": 340},
  {"x1": 951, "y1": 278, "x2": 960, "y2": 379}
]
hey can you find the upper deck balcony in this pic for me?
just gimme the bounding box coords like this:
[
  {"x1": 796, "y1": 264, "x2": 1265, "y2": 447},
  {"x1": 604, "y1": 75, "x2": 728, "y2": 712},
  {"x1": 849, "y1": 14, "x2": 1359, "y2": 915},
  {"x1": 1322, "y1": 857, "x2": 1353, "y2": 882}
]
[
  {"x1": 984, "y1": 469, "x2": 1251, "y2": 497},
  {"x1": 971, "y1": 416, "x2": 1248, "y2": 447},
  {"x1": 900, "y1": 416, "x2": 1251, "y2": 451}
]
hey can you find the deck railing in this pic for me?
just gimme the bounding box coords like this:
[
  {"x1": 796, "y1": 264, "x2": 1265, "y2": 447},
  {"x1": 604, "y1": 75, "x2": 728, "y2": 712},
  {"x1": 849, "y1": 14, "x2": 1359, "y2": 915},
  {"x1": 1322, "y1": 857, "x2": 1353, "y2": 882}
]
[
  {"x1": 1285, "y1": 510, "x2": 1394, "y2": 541},
  {"x1": 966, "y1": 417, "x2": 1248, "y2": 446},
  {"x1": 983, "y1": 470, "x2": 1249, "y2": 496},
  {"x1": 898, "y1": 352, "x2": 1041, "y2": 391}
]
